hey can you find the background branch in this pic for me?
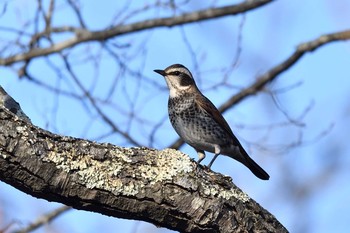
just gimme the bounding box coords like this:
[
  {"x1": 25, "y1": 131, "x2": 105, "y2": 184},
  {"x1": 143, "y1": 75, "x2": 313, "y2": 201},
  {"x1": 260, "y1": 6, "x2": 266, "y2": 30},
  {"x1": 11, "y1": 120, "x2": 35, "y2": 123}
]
[
  {"x1": 13, "y1": 206, "x2": 71, "y2": 233},
  {"x1": 0, "y1": 0, "x2": 272, "y2": 66}
]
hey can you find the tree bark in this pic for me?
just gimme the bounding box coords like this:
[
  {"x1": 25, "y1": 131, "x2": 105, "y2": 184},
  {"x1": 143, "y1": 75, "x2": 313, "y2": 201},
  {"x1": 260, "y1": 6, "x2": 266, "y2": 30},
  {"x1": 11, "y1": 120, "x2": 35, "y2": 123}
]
[{"x1": 0, "y1": 106, "x2": 287, "y2": 233}]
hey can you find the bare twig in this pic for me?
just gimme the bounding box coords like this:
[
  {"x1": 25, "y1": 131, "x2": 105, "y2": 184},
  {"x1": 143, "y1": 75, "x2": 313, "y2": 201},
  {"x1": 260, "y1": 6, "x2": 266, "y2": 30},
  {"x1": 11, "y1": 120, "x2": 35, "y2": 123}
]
[
  {"x1": 66, "y1": 0, "x2": 86, "y2": 28},
  {"x1": 12, "y1": 206, "x2": 71, "y2": 233},
  {"x1": 219, "y1": 30, "x2": 350, "y2": 112},
  {"x1": 60, "y1": 54, "x2": 143, "y2": 146}
]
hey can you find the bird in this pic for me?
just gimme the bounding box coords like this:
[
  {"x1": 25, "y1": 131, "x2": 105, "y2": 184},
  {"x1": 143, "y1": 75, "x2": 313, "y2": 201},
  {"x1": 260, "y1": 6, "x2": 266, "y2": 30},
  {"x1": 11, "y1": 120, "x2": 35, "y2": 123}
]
[{"x1": 154, "y1": 64, "x2": 269, "y2": 180}]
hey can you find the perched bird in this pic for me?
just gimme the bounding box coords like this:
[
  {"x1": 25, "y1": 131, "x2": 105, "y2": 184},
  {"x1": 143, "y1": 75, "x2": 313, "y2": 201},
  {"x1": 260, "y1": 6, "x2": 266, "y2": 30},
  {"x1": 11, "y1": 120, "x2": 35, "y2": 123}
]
[{"x1": 154, "y1": 64, "x2": 269, "y2": 180}]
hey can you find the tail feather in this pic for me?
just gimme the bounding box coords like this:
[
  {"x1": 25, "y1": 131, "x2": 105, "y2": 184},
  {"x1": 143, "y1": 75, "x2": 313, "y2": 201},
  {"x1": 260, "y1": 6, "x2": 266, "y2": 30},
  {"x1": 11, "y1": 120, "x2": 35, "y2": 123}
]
[
  {"x1": 231, "y1": 146, "x2": 270, "y2": 180},
  {"x1": 243, "y1": 156, "x2": 270, "y2": 180}
]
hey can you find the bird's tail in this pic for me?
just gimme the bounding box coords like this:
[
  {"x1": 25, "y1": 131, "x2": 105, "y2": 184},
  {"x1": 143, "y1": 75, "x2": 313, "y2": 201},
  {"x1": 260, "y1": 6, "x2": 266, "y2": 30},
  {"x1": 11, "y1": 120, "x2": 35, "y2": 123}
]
[
  {"x1": 226, "y1": 144, "x2": 270, "y2": 180},
  {"x1": 243, "y1": 155, "x2": 270, "y2": 180}
]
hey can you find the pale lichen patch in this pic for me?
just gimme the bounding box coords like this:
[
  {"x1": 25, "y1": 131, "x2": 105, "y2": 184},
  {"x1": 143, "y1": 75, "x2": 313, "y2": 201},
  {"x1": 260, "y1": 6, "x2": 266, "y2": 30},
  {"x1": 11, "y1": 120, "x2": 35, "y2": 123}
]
[
  {"x1": 219, "y1": 189, "x2": 249, "y2": 202},
  {"x1": 45, "y1": 150, "x2": 66, "y2": 165},
  {"x1": 43, "y1": 142, "x2": 193, "y2": 195},
  {"x1": 200, "y1": 180, "x2": 250, "y2": 203},
  {"x1": 45, "y1": 139, "x2": 55, "y2": 150},
  {"x1": 137, "y1": 148, "x2": 194, "y2": 185},
  {"x1": 109, "y1": 147, "x2": 132, "y2": 163},
  {"x1": 16, "y1": 126, "x2": 29, "y2": 136},
  {"x1": 43, "y1": 143, "x2": 248, "y2": 202}
]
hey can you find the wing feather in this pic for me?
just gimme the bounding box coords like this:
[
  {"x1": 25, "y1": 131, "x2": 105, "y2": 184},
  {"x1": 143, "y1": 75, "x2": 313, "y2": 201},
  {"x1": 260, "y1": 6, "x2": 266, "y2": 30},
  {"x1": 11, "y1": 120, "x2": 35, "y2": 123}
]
[{"x1": 195, "y1": 93, "x2": 240, "y2": 145}]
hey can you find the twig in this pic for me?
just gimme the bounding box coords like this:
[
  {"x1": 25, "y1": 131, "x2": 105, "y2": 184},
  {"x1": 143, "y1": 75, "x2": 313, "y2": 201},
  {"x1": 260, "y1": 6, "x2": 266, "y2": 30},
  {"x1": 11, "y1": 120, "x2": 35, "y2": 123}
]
[
  {"x1": 220, "y1": 30, "x2": 350, "y2": 112},
  {"x1": 12, "y1": 206, "x2": 71, "y2": 233},
  {"x1": 60, "y1": 54, "x2": 143, "y2": 146}
]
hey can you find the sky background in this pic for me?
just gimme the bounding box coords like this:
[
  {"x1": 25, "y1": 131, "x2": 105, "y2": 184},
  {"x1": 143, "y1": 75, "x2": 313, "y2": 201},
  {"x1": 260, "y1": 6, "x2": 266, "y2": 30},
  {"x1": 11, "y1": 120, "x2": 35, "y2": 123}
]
[{"x1": 1, "y1": 0, "x2": 350, "y2": 233}]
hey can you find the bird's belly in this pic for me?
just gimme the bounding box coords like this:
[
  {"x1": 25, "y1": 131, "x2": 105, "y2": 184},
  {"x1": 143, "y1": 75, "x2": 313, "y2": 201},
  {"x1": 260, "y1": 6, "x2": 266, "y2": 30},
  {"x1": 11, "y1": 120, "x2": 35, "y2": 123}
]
[
  {"x1": 169, "y1": 109, "x2": 231, "y2": 152},
  {"x1": 175, "y1": 123, "x2": 216, "y2": 152}
]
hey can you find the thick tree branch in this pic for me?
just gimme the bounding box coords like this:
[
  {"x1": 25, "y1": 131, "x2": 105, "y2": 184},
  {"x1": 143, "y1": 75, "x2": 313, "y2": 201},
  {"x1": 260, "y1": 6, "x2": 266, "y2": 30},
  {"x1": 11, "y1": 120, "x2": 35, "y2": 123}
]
[
  {"x1": 0, "y1": 106, "x2": 287, "y2": 233},
  {"x1": 0, "y1": 0, "x2": 272, "y2": 66},
  {"x1": 171, "y1": 29, "x2": 350, "y2": 149}
]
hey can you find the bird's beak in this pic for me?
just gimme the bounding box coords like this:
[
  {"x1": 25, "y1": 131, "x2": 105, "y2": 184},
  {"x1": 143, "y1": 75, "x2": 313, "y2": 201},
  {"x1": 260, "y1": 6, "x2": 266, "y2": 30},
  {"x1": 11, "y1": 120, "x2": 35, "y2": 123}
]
[{"x1": 154, "y1": 69, "x2": 166, "y2": 76}]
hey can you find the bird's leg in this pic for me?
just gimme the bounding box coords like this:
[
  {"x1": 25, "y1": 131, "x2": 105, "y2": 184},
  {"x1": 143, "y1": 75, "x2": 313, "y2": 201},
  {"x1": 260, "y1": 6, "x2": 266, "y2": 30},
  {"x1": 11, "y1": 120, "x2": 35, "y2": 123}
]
[
  {"x1": 208, "y1": 145, "x2": 221, "y2": 168},
  {"x1": 195, "y1": 149, "x2": 206, "y2": 165}
]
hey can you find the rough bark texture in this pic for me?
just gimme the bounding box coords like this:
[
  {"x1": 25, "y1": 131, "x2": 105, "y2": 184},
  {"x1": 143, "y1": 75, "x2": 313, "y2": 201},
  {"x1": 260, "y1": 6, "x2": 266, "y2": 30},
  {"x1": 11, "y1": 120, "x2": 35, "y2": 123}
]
[{"x1": 0, "y1": 106, "x2": 287, "y2": 233}]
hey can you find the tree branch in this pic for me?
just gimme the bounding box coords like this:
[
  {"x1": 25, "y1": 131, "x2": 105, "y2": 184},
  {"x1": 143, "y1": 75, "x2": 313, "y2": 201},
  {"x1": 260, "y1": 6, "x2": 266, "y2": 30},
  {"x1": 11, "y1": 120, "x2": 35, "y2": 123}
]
[
  {"x1": 0, "y1": 0, "x2": 272, "y2": 66},
  {"x1": 0, "y1": 105, "x2": 287, "y2": 233}
]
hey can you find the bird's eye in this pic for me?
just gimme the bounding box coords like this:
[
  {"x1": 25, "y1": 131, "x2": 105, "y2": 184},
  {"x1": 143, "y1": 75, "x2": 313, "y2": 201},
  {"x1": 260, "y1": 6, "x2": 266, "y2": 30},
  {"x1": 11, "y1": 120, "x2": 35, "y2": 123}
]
[{"x1": 173, "y1": 71, "x2": 180, "y2": 76}]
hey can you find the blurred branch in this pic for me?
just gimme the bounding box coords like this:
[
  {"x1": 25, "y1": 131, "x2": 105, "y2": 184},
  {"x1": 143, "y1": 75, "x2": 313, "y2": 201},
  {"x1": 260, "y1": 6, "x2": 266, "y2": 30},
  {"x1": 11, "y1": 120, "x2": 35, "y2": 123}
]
[
  {"x1": 219, "y1": 29, "x2": 350, "y2": 111},
  {"x1": 170, "y1": 29, "x2": 350, "y2": 149},
  {"x1": 0, "y1": 105, "x2": 287, "y2": 233},
  {"x1": 0, "y1": 0, "x2": 272, "y2": 66},
  {"x1": 60, "y1": 54, "x2": 143, "y2": 146},
  {"x1": 12, "y1": 206, "x2": 71, "y2": 233},
  {"x1": 66, "y1": 0, "x2": 86, "y2": 28}
]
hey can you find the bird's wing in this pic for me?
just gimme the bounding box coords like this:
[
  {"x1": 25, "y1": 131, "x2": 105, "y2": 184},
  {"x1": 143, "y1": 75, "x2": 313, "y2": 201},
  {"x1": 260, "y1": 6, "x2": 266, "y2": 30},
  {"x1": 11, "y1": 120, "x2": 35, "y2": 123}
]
[{"x1": 195, "y1": 93, "x2": 240, "y2": 144}]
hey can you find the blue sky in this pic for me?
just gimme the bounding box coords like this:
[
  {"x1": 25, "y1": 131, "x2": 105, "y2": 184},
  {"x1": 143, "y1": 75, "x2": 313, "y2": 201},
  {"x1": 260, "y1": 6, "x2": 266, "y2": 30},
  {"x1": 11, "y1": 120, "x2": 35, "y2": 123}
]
[{"x1": 1, "y1": 0, "x2": 350, "y2": 232}]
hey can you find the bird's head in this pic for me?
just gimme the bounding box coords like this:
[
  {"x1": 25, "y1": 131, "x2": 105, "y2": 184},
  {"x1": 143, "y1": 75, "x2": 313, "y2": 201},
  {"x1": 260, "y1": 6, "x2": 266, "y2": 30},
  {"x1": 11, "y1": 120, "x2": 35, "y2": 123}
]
[{"x1": 154, "y1": 64, "x2": 197, "y2": 98}]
